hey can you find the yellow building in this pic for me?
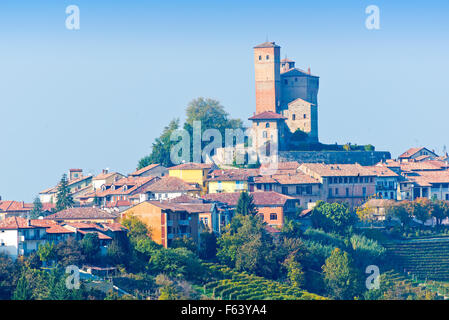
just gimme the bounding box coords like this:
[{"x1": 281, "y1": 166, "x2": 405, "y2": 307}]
[
  {"x1": 168, "y1": 163, "x2": 214, "y2": 194},
  {"x1": 206, "y1": 169, "x2": 258, "y2": 194}
]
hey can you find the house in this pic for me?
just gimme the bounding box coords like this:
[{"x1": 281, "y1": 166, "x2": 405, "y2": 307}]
[
  {"x1": 139, "y1": 176, "x2": 201, "y2": 201},
  {"x1": 120, "y1": 201, "x2": 200, "y2": 248},
  {"x1": 39, "y1": 169, "x2": 93, "y2": 204},
  {"x1": 128, "y1": 164, "x2": 168, "y2": 178},
  {"x1": 398, "y1": 147, "x2": 439, "y2": 163},
  {"x1": 0, "y1": 201, "x2": 33, "y2": 219},
  {"x1": 92, "y1": 170, "x2": 125, "y2": 191},
  {"x1": 398, "y1": 170, "x2": 449, "y2": 201},
  {"x1": 207, "y1": 169, "x2": 259, "y2": 194},
  {"x1": 299, "y1": 163, "x2": 376, "y2": 207},
  {"x1": 366, "y1": 166, "x2": 399, "y2": 200},
  {"x1": 168, "y1": 162, "x2": 216, "y2": 194},
  {"x1": 44, "y1": 207, "x2": 118, "y2": 224},
  {"x1": 361, "y1": 198, "x2": 396, "y2": 221},
  {"x1": 0, "y1": 217, "x2": 47, "y2": 259},
  {"x1": 80, "y1": 175, "x2": 159, "y2": 206},
  {"x1": 203, "y1": 191, "x2": 299, "y2": 228}
]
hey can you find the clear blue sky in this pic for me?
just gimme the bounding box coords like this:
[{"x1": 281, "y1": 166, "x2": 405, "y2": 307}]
[{"x1": 0, "y1": 0, "x2": 448, "y2": 201}]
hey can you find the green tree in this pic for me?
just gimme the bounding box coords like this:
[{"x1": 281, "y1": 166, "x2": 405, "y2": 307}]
[
  {"x1": 282, "y1": 254, "x2": 305, "y2": 289},
  {"x1": 56, "y1": 174, "x2": 74, "y2": 211},
  {"x1": 55, "y1": 237, "x2": 85, "y2": 267},
  {"x1": 81, "y1": 233, "x2": 101, "y2": 264},
  {"x1": 217, "y1": 214, "x2": 279, "y2": 278},
  {"x1": 138, "y1": 119, "x2": 180, "y2": 168},
  {"x1": 235, "y1": 191, "x2": 258, "y2": 216},
  {"x1": 311, "y1": 201, "x2": 357, "y2": 234},
  {"x1": 171, "y1": 235, "x2": 197, "y2": 254},
  {"x1": 199, "y1": 231, "x2": 217, "y2": 260},
  {"x1": 12, "y1": 274, "x2": 32, "y2": 300},
  {"x1": 407, "y1": 198, "x2": 431, "y2": 225},
  {"x1": 121, "y1": 214, "x2": 151, "y2": 244},
  {"x1": 386, "y1": 202, "x2": 411, "y2": 228},
  {"x1": 29, "y1": 197, "x2": 43, "y2": 219},
  {"x1": 322, "y1": 248, "x2": 362, "y2": 300},
  {"x1": 37, "y1": 242, "x2": 56, "y2": 266}
]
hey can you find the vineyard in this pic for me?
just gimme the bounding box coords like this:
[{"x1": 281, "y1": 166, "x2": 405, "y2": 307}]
[
  {"x1": 383, "y1": 238, "x2": 449, "y2": 281},
  {"x1": 201, "y1": 263, "x2": 327, "y2": 300}
]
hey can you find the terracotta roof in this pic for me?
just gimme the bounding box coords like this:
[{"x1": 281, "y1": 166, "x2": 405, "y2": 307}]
[
  {"x1": 105, "y1": 200, "x2": 132, "y2": 208},
  {"x1": 272, "y1": 172, "x2": 320, "y2": 185},
  {"x1": 0, "y1": 217, "x2": 44, "y2": 229},
  {"x1": 398, "y1": 147, "x2": 436, "y2": 159},
  {"x1": 46, "y1": 225, "x2": 75, "y2": 234},
  {"x1": 248, "y1": 111, "x2": 287, "y2": 121},
  {"x1": 203, "y1": 191, "x2": 296, "y2": 207},
  {"x1": 143, "y1": 176, "x2": 200, "y2": 193},
  {"x1": 168, "y1": 194, "x2": 205, "y2": 204},
  {"x1": 44, "y1": 207, "x2": 118, "y2": 221},
  {"x1": 365, "y1": 166, "x2": 399, "y2": 177},
  {"x1": 399, "y1": 161, "x2": 446, "y2": 172},
  {"x1": 300, "y1": 163, "x2": 375, "y2": 177},
  {"x1": 129, "y1": 164, "x2": 161, "y2": 177},
  {"x1": 169, "y1": 162, "x2": 214, "y2": 170},
  {"x1": 253, "y1": 176, "x2": 277, "y2": 184},
  {"x1": 93, "y1": 171, "x2": 118, "y2": 180},
  {"x1": 0, "y1": 201, "x2": 33, "y2": 213},
  {"x1": 91, "y1": 176, "x2": 158, "y2": 198},
  {"x1": 281, "y1": 67, "x2": 318, "y2": 78},
  {"x1": 77, "y1": 230, "x2": 112, "y2": 240},
  {"x1": 207, "y1": 169, "x2": 259, "y2": 181},
  {"x1": 254, "y1": 41, "x2": 280, "y2": 48},
  {"x1": 405, "y1": 170, "x2": 449, "y2": 186}
]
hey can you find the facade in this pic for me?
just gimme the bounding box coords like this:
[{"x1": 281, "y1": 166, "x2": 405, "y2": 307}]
[
  {"x1": 398, "y1": 147, "x2": 439, "y2": 163},
  {"x1": 168, "y1": 163, "x2": 215, "y2": 193},
  {"x1": 207, "y1": 169, "x2": 259, "y2": 194},
  {"x1": 140, "y1": 176, "x2": 201, "y2": 201},
  {"x1": 44, "y1": 207, "x2": 118, "y2": 224},
  {"x1": 366, "y1": 166, "x2": 399, "y2": 200},
  {"x1": 299, "y1": 163, "x2": 376, "y2": 207},
  {"x1": 120, "y1": 201, "x2": 200, "y2": 248},
  {"x1": 92, "y1": 170, "x2": 125, "y2": 191},
  {"x1": 203, "y1": 191, "x2": 299, "y2": 228}
]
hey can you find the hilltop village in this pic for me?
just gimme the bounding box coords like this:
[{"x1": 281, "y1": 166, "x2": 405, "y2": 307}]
[{"x1": 1, "y1": 42, "x2": 449, "y2": 301}]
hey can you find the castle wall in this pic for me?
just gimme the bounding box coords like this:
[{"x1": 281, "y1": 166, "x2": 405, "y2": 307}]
[{"x1": 279, "y1": 151, "x2": 391, "y2": 166}]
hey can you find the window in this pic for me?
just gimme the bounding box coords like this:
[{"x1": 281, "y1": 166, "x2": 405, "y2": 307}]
[
  {"x1": 282, "y1": 186, "x2": 288, "y2": 194},
  {"x1": 303, "y1": 114, "x2": 307, "y2": 119},
  {"x1": 292, "y1": 114, "x2": 296, "y2": 120},
  {"x1": 263, "y1": 131, "x2": 267, "y2": 138},
  {"x1": 284, "y1": 79, "x2": 288, "y2": 85},
  {"x1": 329, "y1": 188, "x2": 333, "y2": 197},
  {"x1": 346, "y1": 188, "x2": 349, "y2": 196},
  {"x1": 363, "y1": 187, "x2": 367, "y2": 196},
  {"x1": 266, "y1": 55, "x2": 269, "y2": 60},
  {"x1": 265, "y1": 122, "x2": 270, "y2": 128},
  {"x1": 344, "y1": 177, "x2": 348, "y2": 184},
  {"x1": 270, "y1": 213, "x2": 278, "y2": 220},
  {"x1": 295, "y1": 78, "x2": 298, "y2": 82},
  {"x1": 259, "y1": 55, "x2": 262, "y2": 60},
  {"x1": 335, "y1": 188, "x2": 339, "y2": 195},
  {"x1": 296, "y1": 186, "x2": 302, "y2": 194},
  {"x1": 446, "y1": 194, "x2": 449, "y2": 200},
  {"x1": 306, "y1": 186, "x2": 312, "y2": 194}
]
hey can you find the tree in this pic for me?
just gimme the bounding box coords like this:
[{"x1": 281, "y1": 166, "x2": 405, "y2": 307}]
[
  {"x1": 430, "y1": 200, "x2": 449, "y2": 226},
  {"x1": 138, "y1": 119, "x2": 180, "y2": 168},
  {"x1": 29, "y1": 197, "x2": 43, "y2": 219},
  {"x1": 0, "y1": 253, "x2": 19, "y2": 299},
  {"x1": 235, "y1": 191, "x2": 258, "y2": 216},
  {"x1": 37, "y1": 242, "x2": 56, "y2": 266},
  {"x1": 121, "y1": 214, "x2": 151, "y2": 244},
  {"x1": 311, "y1": 201, "x2": 357, "y2": 234},
  {"x1": 199, "y1": 231, "x2": 217, "y2": 260},
  {"x1": 281, "y1": 218, "x2": 302, "y2": 239},
  {"x1": 55, "y1": 237, "x2": 85, "y2": 267},
  {"x1": 12, "y1": 274, "x2": 32, "y2": 300},
  {"x1": 81, "y1": 233, "x2": 101, "y2": 264},
  {"x1": 322, "y1": 248, "x2": 362, "y2": 300},
  {"x1": 282, "y1": 254, "x2": 305, "y2": 289},
  {"x1": 386, "y1": 202, "x2": 411, "y2": 228},
  {"x1": 171, "y1": 235, "x2": 197, "y2": 254},
  {"x1": 217, "y1": 214, "x2": 279, "y2": 279},
  {"x1": 56, "y1": 174, "x2": 74, "y2": 211},
  {"x1": 407, "y1": 198, "x2": 431, "y2": 225}
]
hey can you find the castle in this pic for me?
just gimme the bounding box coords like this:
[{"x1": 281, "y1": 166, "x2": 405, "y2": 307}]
[{"x1": 249, "y1": 41, "x2": 319, "y2": 153}]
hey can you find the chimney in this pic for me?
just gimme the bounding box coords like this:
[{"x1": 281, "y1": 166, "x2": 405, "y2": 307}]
[
  {"x1": 308, "y1": 67, "x2": 311, "y2": 74},
  {"x1": 103, "y1": 169, "x2": 109, "y2": 174},
  {"x1": 27, "y1": 219, "x2": 31, "y2": 227}
]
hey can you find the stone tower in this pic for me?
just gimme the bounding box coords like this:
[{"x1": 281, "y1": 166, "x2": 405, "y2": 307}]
[{"x1": 254, "y1": 42, "x2": 281, "y2": 114}]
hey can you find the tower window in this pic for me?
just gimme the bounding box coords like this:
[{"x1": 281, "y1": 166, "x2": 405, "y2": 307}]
[
  {"x1": 266, "y1": 55, "x2": 269, "y2": 60},
  {"x1": 263, "y1": 131, "x2": 267, "y2": 138},
  {"x1": 284, "y1": 79, "x2": 288, "y2": 85},
  {"x1": 265, "y1": 122, "x2": 270, "y2": 128},
  {"x1": 292, "y1": 114, "x2": 296, "y2": 120},
  {"x1": 259, "y1": 55, "x2": 261, "y2": 60},
  {"x1": 303, "y1": 114, "x2": 306, "y2": 119}
]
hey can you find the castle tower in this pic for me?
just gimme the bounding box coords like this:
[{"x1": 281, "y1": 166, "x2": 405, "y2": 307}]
[{"x1": 254, "y1": 42, "x2": 281, "y2": 114}]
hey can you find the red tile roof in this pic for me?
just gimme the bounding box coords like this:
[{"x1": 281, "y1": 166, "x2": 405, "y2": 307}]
[
  {"x1": 248, "y1": 111, "x2": 287, "y2": 120},
  {"x1": 169, "y1": 162, "x2": 214, "y2": 170},
  {"x1": 207, "y1": 169, "x2": 259, "y2": 181},
  {"x1": 44, "y1": 207, "x2": 118, "y2": 221},
  {"x1": 143, "y1": 176, "x2": 200, "y2": 193},
  {"x1": 0, "y1": 217, "x2": 43, "y2": 229},
  {"x1": 300, "y1": 163, "x2": 375, "y2": 177},
  {"x1": 398, "y1": 147, "x2": 436, "y2": 159},
  {"x1": 129, "y1": 164, "x2": 161, "y2": 177}
]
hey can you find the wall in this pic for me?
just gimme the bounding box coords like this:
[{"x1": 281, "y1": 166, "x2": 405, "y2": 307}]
[
  {"x1": 279, "y1": 150, "x2": 391, "y2": 166},
  {"x1": 208, "y1": 180, "x2": 248, "y2": 194},
  {"x1": 0, "y1": 229, "x2": 18, "y2": 258}
]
